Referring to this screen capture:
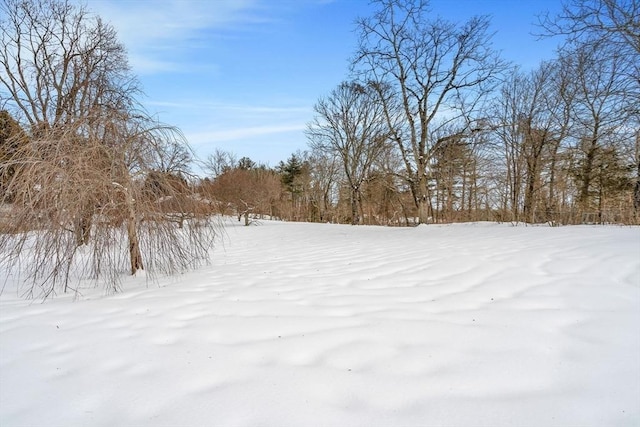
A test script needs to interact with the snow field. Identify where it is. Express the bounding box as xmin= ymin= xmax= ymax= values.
xmin=1 ymin=220 xmax=639 ymax=426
